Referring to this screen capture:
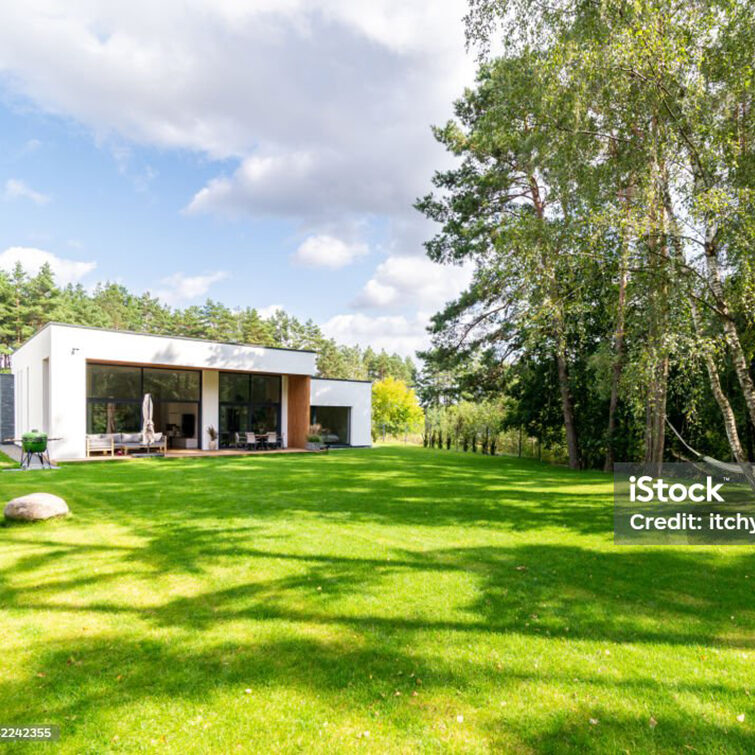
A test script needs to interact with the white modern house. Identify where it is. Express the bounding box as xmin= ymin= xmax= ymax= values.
xmin=12 ymin=323 xmax=372 ymax=460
